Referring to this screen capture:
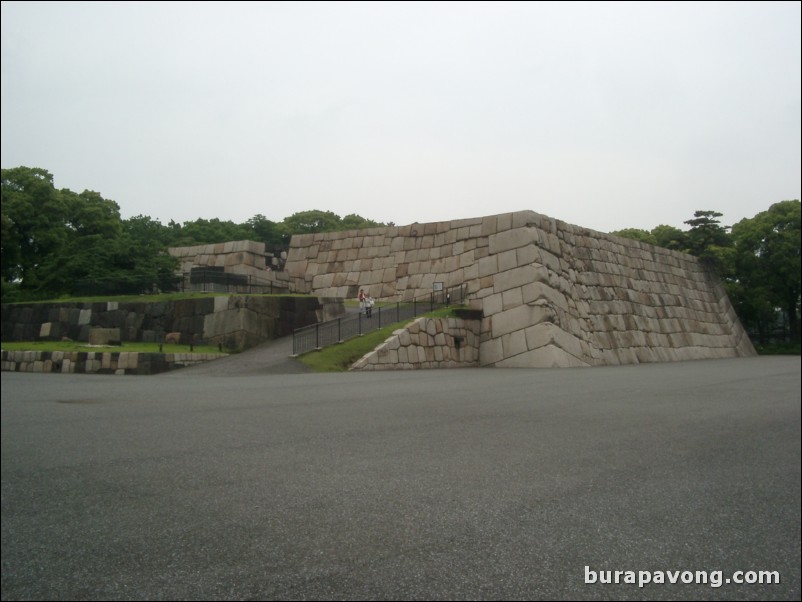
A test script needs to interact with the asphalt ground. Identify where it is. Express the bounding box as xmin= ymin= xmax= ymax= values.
xmin=1 ymin=356 xmax=799 ymax=600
